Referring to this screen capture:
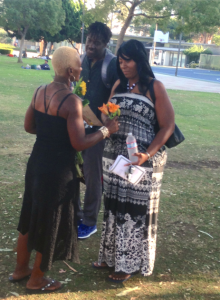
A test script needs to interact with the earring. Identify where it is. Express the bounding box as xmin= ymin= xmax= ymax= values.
xmin=70 ymin=75 xmax=75 ymax=82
